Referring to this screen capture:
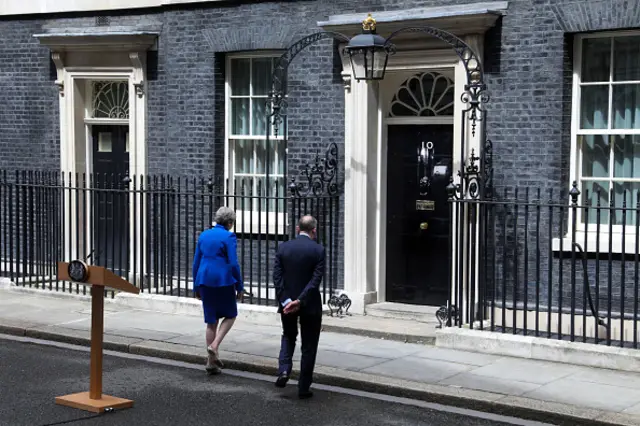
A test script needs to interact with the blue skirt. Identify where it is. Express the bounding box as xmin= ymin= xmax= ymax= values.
xmin=199 ymin=285 xmax=238 ymax=324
